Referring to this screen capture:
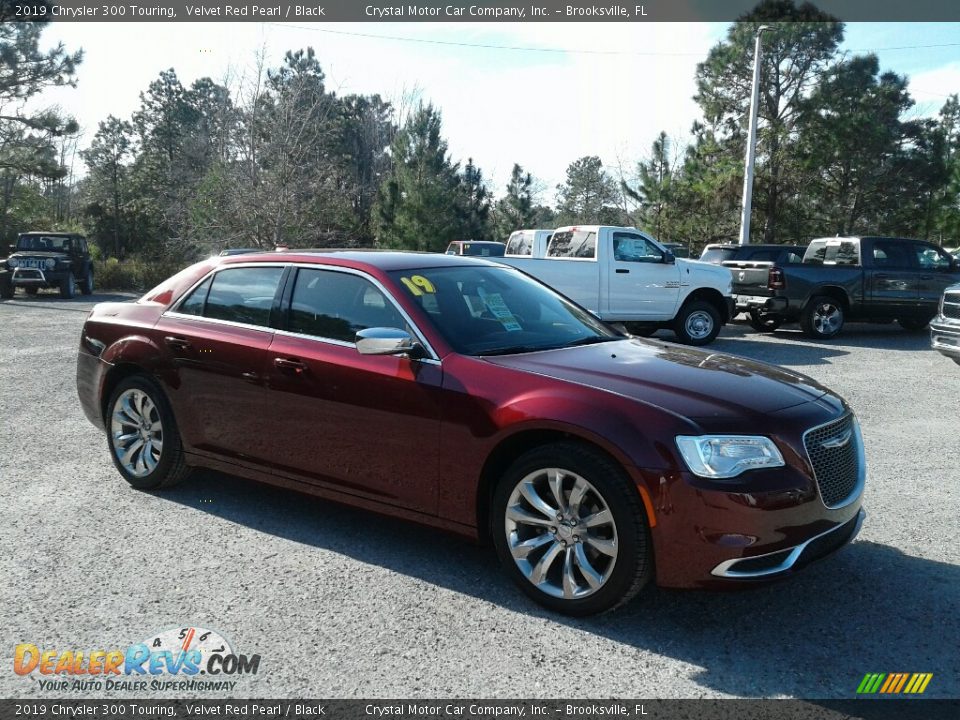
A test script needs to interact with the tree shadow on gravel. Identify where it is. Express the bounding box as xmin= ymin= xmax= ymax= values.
xmin=163 ymin=470 xmax=959 ymax=699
